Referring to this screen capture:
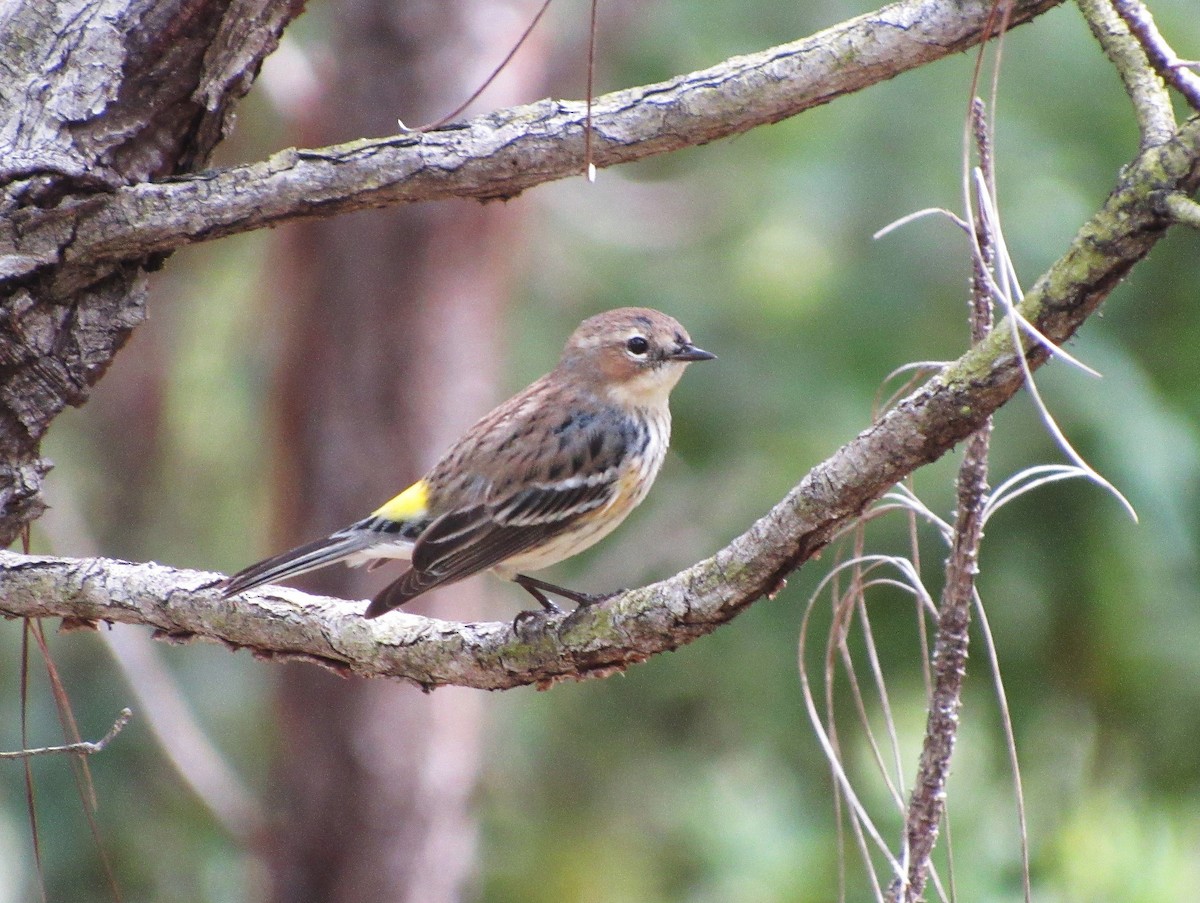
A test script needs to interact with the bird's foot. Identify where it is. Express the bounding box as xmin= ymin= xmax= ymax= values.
xmin=510 ymin=575 xmax=627 ymax=630
xmin=512 ymin=607 xmax=555 ymax=632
